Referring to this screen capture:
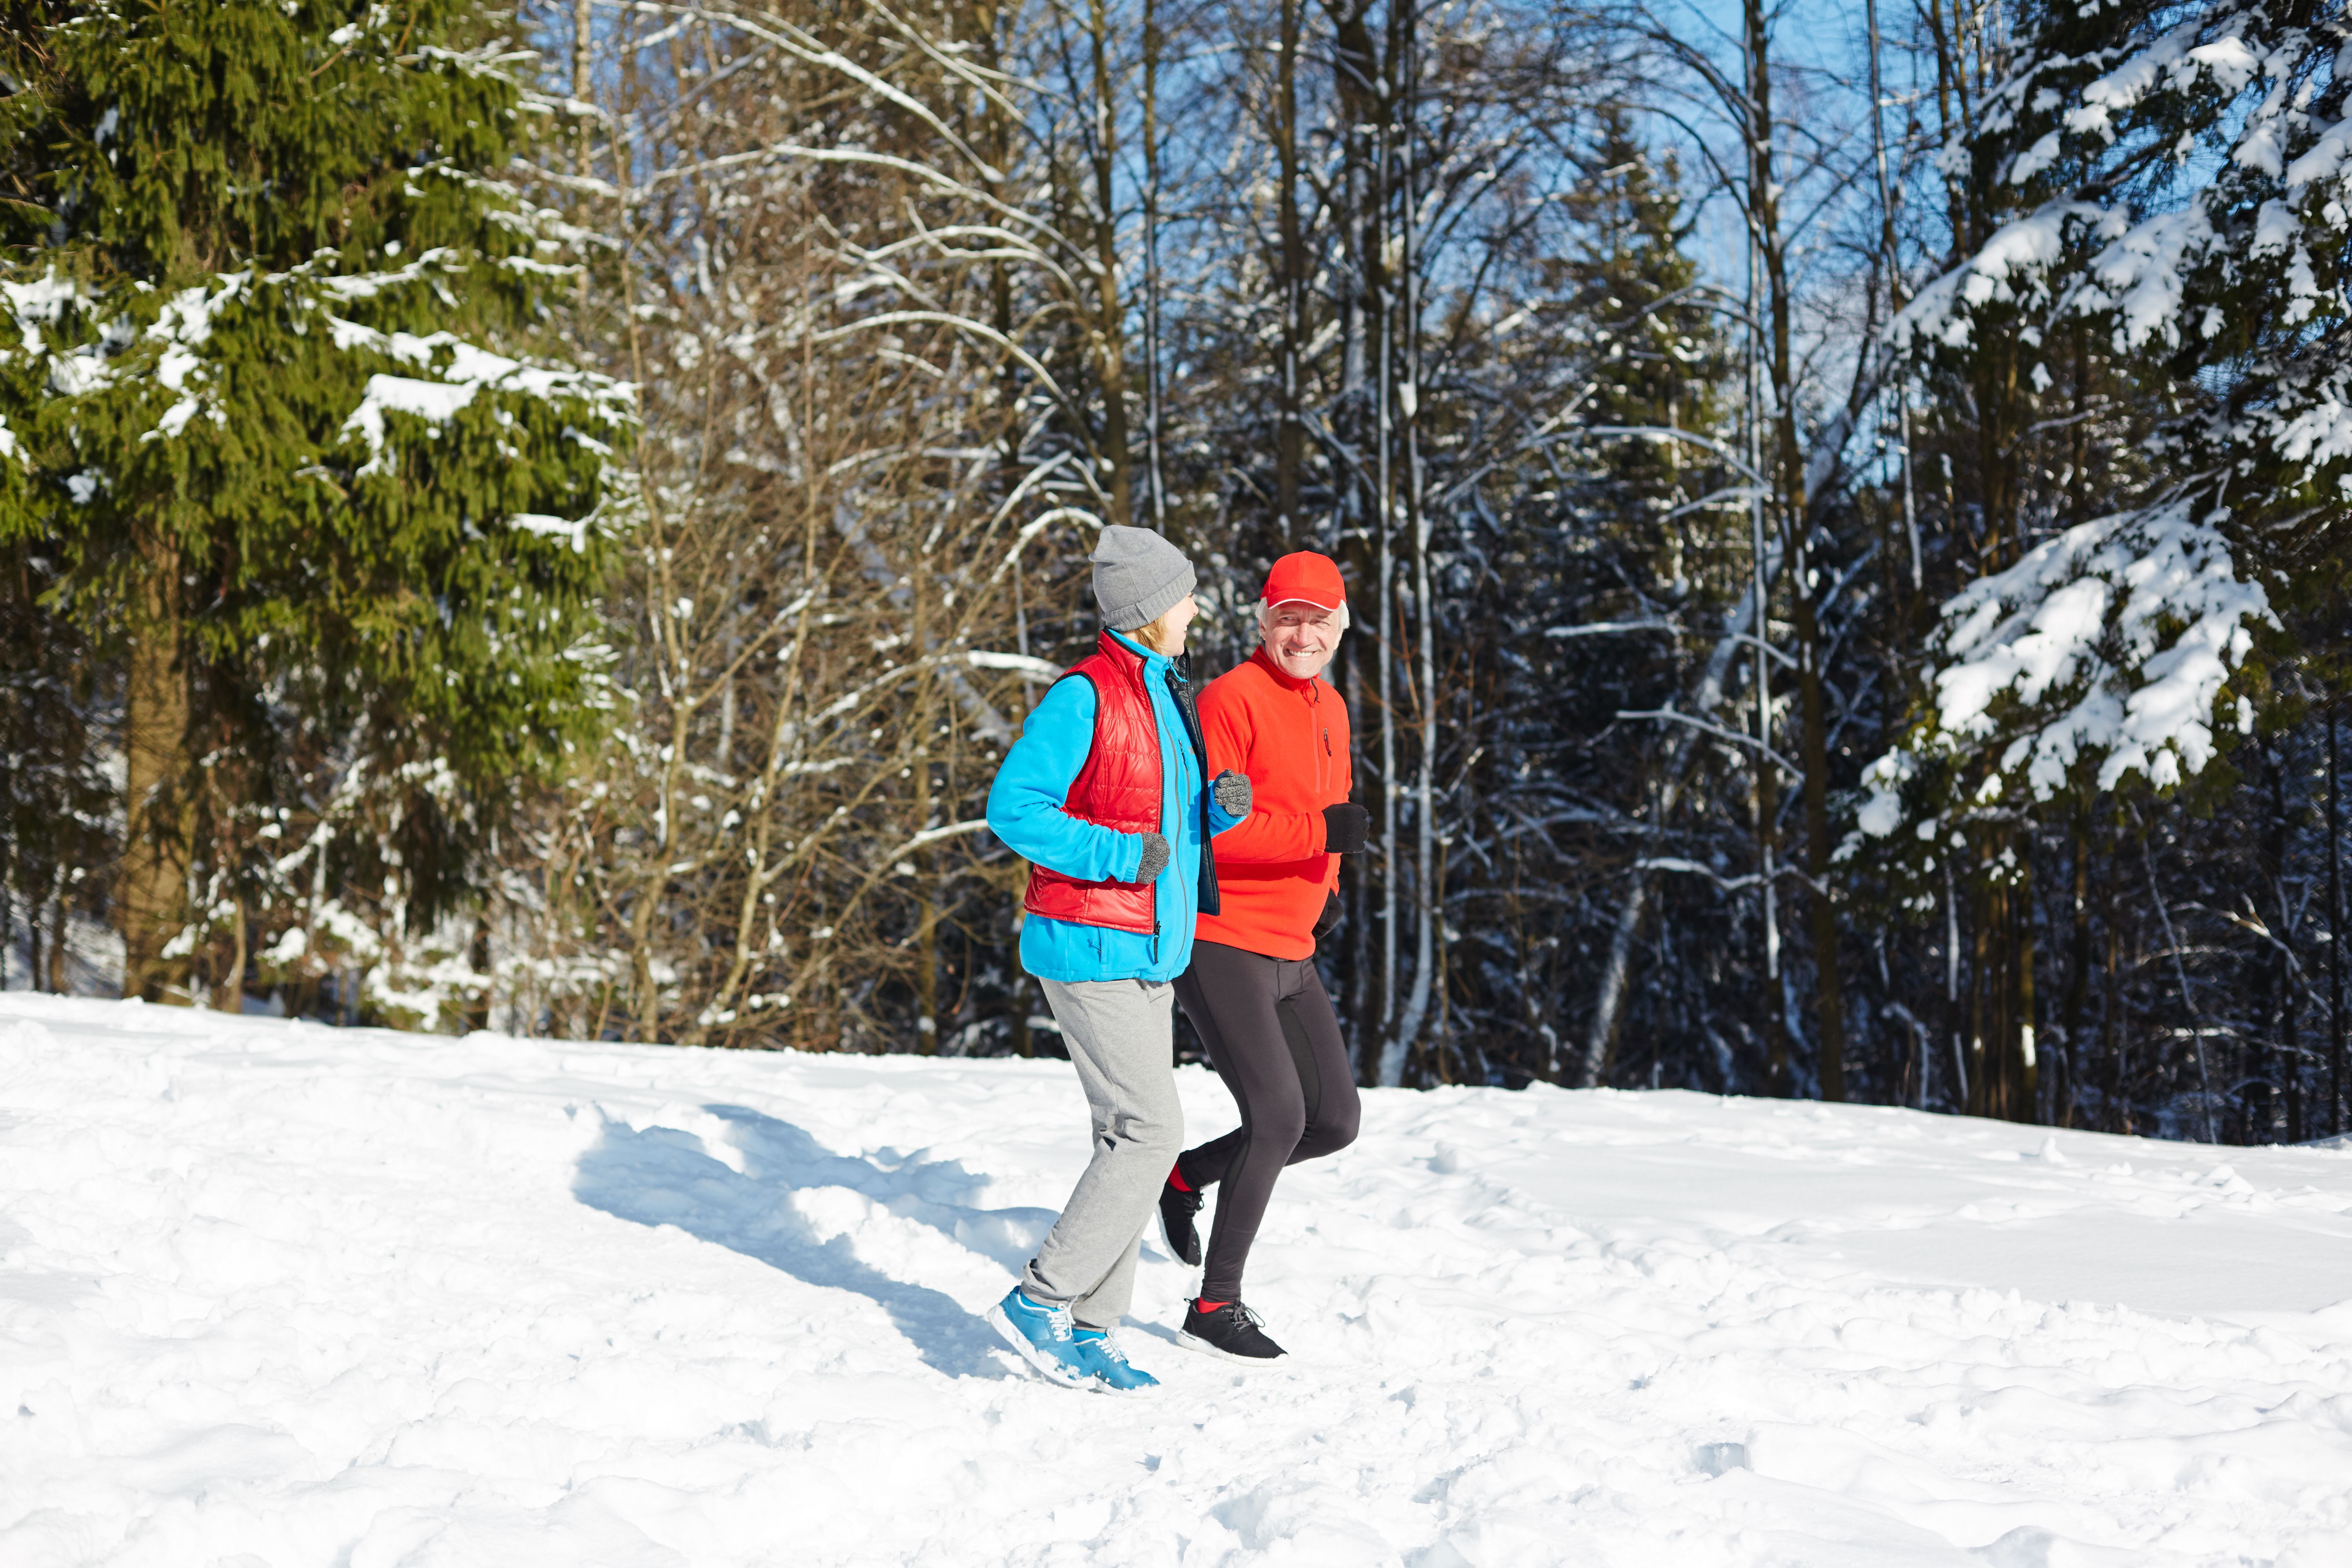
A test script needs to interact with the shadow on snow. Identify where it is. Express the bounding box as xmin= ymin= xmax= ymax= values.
xmin=573 ymin=1101 xmax=1055 ymax=1379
